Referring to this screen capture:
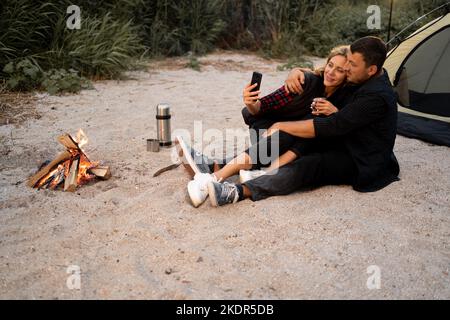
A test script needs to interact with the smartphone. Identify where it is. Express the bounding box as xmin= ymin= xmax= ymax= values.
xmin=250 ymin=71 xmax=262 ymax=92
